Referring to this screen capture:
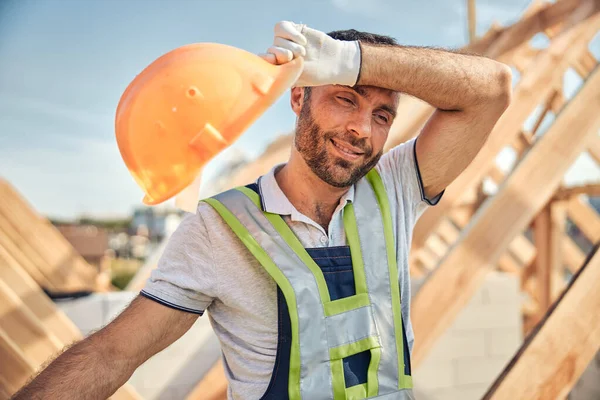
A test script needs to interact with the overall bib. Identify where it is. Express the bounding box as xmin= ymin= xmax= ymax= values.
xmin=204 ymin=169 xmax=414 ymax=400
